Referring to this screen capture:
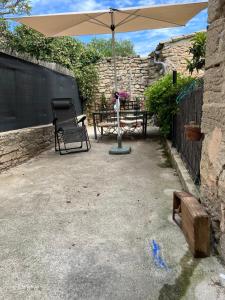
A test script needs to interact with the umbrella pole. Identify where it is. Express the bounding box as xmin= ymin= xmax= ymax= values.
xmin=112 ymin=27 xmax=121 ymax=149
xmin=109 ymin=9 xmax=131 ymax=155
